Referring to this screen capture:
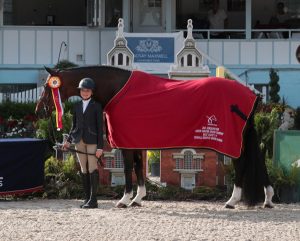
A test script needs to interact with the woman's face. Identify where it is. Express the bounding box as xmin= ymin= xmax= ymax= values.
xmin=80 ymin=88 xmax=93 ymax=100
